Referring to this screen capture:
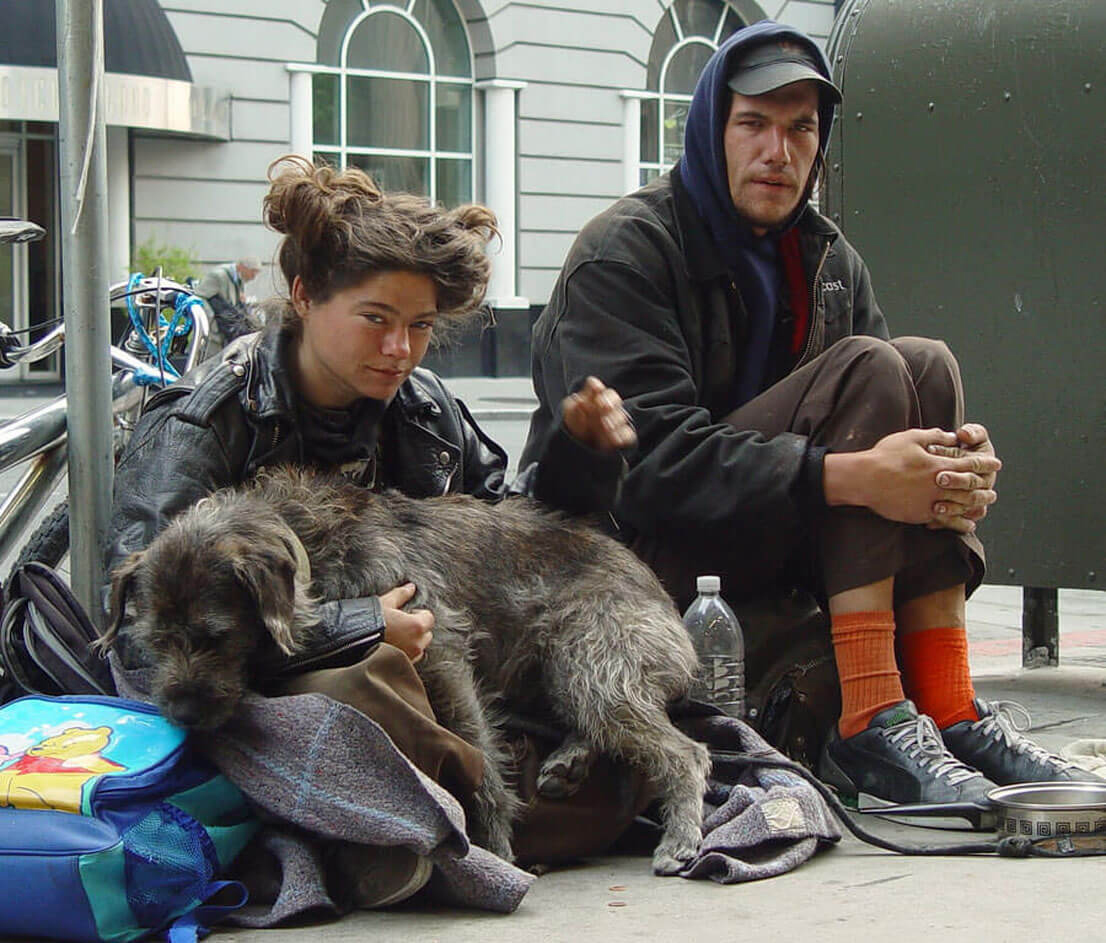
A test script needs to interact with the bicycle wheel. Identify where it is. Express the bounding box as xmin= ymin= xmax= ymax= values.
xmin=9 ymin=499 xmax=70 ymax=581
